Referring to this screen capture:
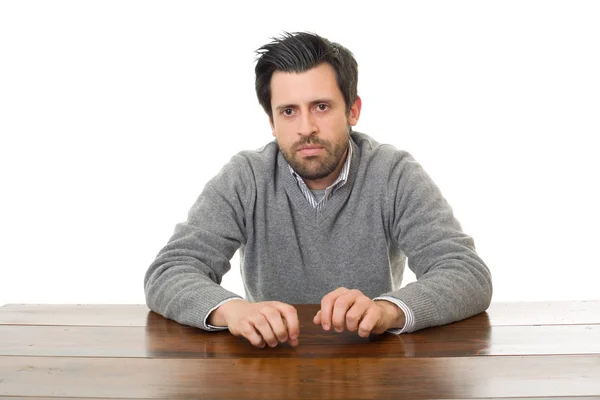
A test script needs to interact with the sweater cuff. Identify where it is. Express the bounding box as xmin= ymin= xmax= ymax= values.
xmin=383 ymin=283 xmax=440 ymax=332
xmin=374 ymin=296 xmax=415 ymax=334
